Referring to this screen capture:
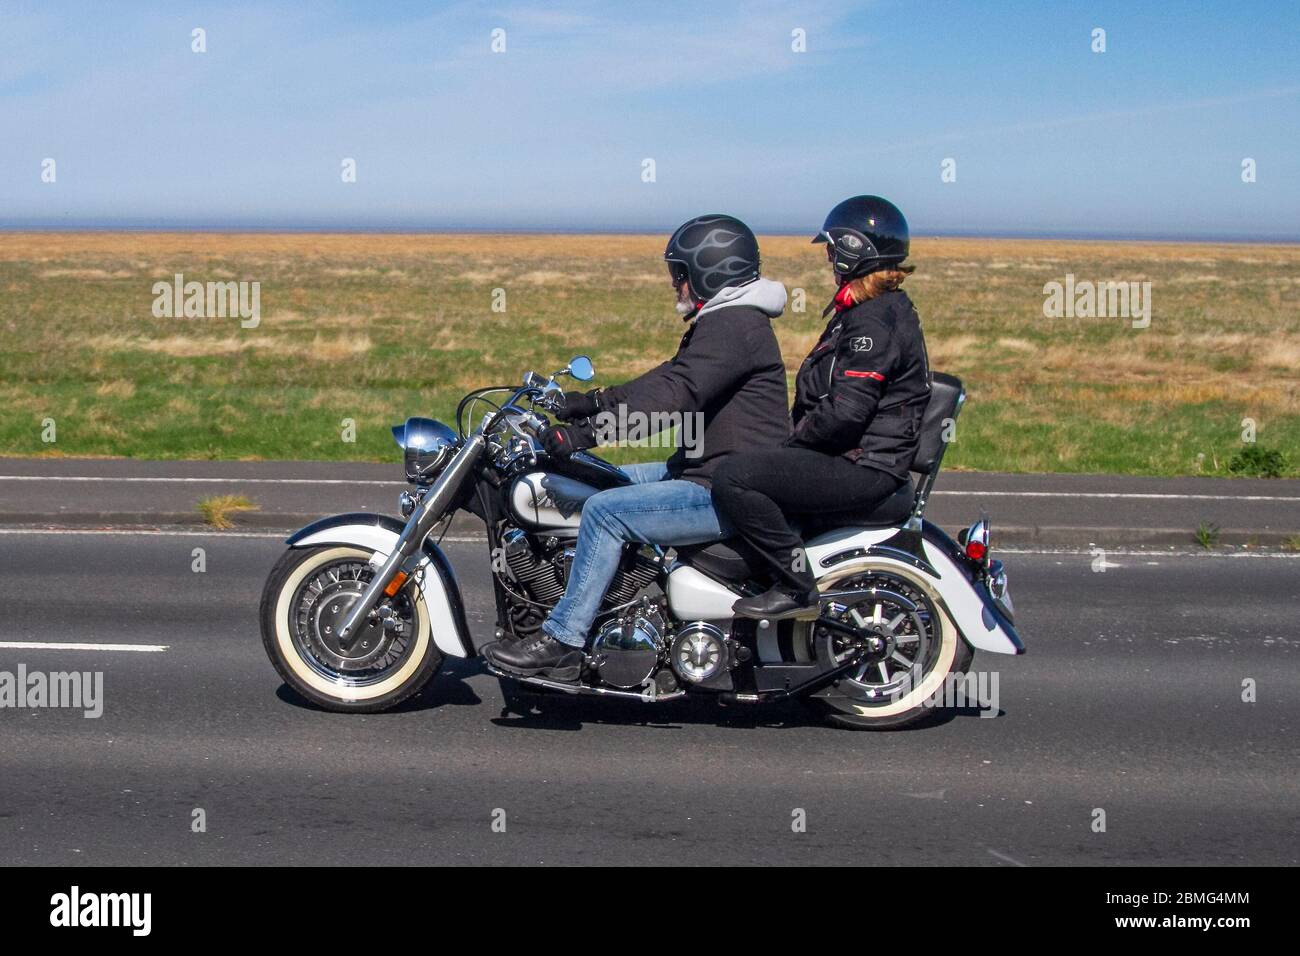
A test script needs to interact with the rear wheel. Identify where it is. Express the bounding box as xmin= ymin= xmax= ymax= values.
xmin=259 ymin=545 xmax=443 ymax=712
xmin=805 ymin=567 xmax=973 ymax=730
